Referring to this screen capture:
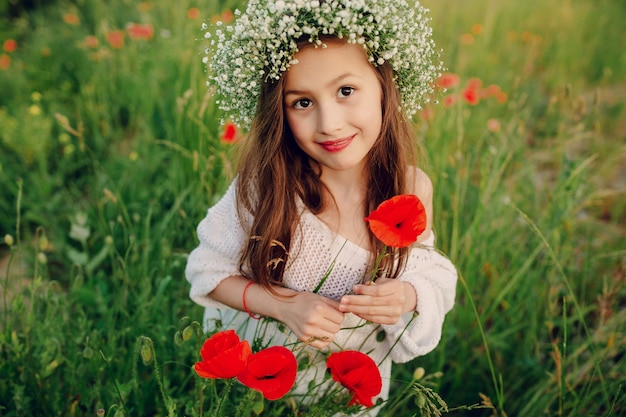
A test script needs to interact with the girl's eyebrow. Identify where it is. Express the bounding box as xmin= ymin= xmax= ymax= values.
xmin=284 ymin=72 xmax=359 ymax=97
